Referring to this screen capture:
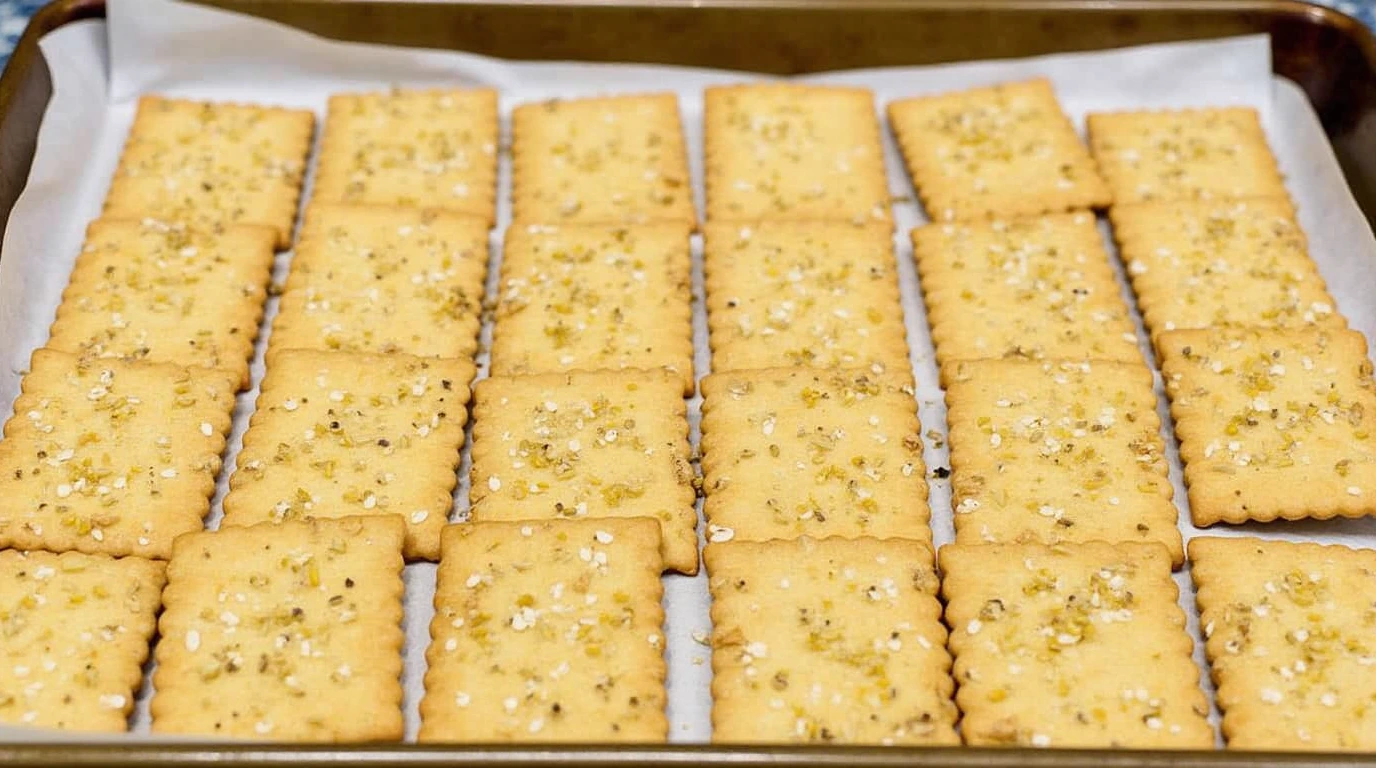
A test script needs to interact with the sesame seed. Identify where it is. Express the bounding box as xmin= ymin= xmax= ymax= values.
xmin=99 ymin=694 xmax=126 ymax=709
